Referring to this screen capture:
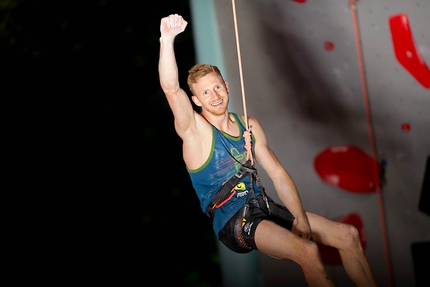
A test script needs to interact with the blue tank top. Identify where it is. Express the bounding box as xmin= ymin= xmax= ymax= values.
xmin=187 ymin=113 xmax=261 ymax=238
